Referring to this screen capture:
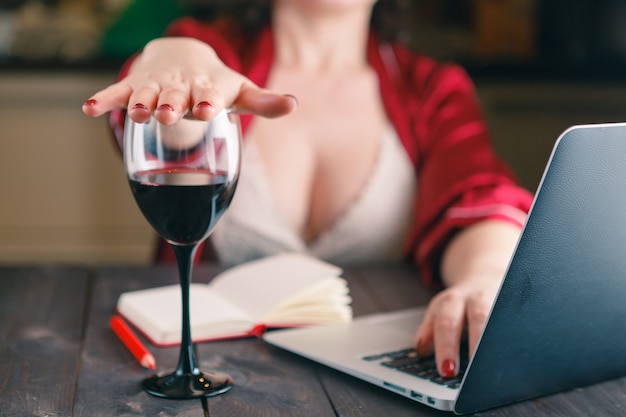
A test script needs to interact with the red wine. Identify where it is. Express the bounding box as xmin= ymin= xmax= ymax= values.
xmin=129 ymin=168 xmax=237 ymax=245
